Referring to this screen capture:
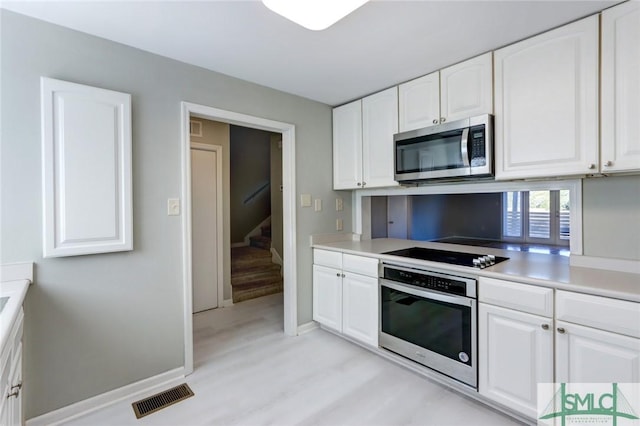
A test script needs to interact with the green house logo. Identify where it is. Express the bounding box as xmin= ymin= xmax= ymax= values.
xmin=539 ymin=383 xmax=639 ymax=425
